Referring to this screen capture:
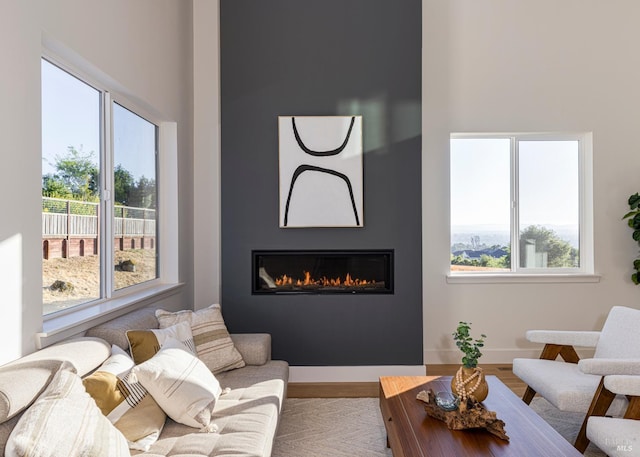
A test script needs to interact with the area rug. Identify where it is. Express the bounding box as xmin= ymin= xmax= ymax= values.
xmin=272 ymin=397 xmax=608 ymax=457
xmin=272 ymin=398 xmax=392 ymax=457
xmin=530 ymin=397 xmax=606 ymax=457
